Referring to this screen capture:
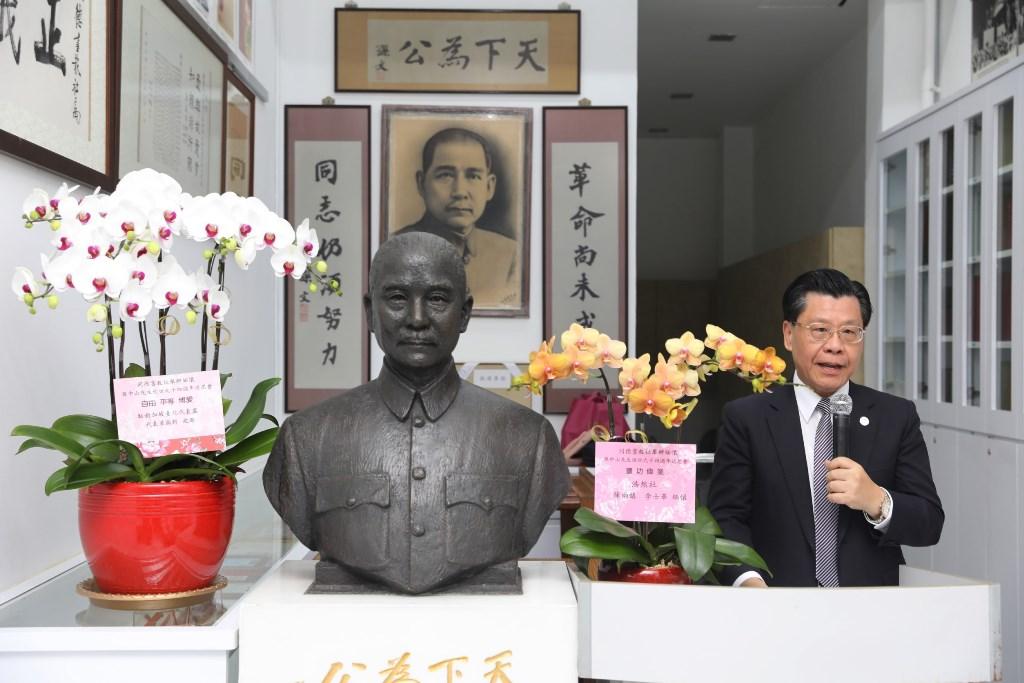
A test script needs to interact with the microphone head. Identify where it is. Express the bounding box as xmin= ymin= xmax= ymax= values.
xmin=830 ymin=393 xmax=853 ymax=416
